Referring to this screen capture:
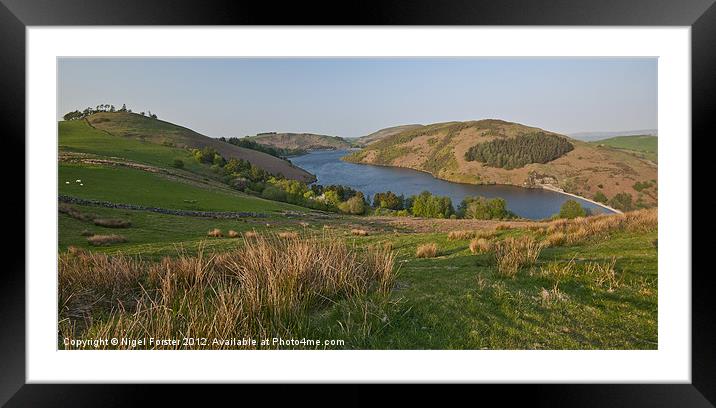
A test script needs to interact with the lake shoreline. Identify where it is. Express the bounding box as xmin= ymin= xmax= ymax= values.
xmin=340 ymin=154 xmax=620 ymax=215
xmin=292 ymin=150 xmax=616 ymax=219
xmin=540 ymin=185 xmax=623 ymax=214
